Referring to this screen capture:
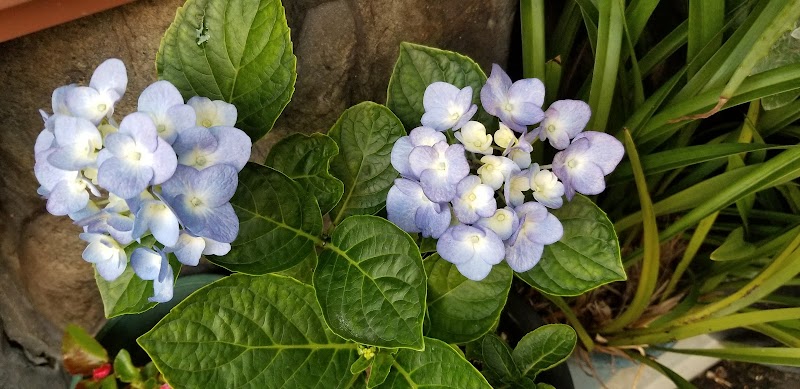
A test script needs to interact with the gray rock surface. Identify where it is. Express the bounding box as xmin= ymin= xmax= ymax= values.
xmin=0 ymin=0 xmax=515 ymax=386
